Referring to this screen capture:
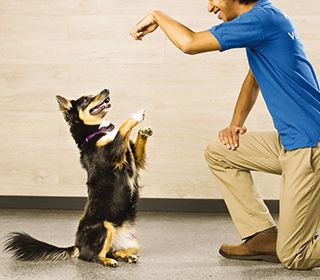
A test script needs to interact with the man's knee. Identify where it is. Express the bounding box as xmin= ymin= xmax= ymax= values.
xmin=276 ymin=245 xmax=296 ymax=269
xmin=204 ymin=138 xmax=225 ymax=165
xmin=277 ymin=241 xmax=313 ymax=270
